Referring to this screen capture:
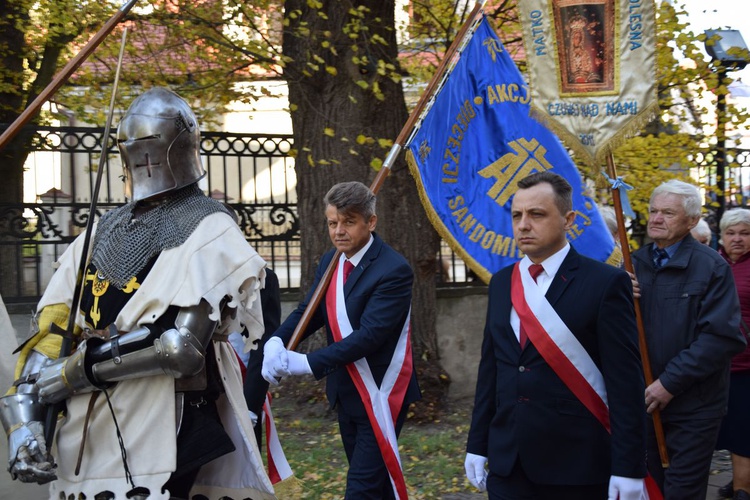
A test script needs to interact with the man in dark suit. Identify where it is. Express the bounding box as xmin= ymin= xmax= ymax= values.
xmin=465 ymin=171 xmax=646 ymax=499
xmin=261 ymin=181 xmax=420 ymax=499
